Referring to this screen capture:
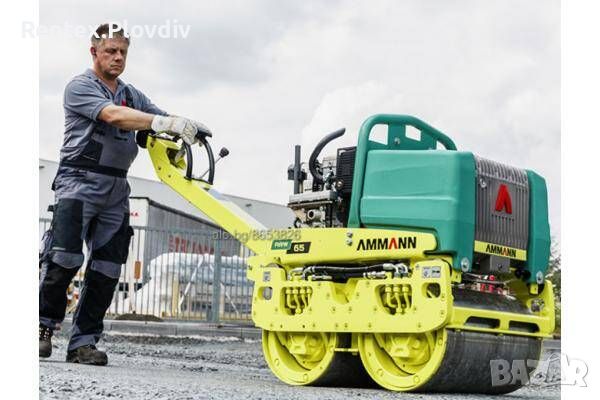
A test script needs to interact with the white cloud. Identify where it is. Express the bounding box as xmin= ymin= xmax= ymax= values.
xmin=299 ymin=81 xmax=405 ymax=152
xmin=39 ymin=0 xmax=560 ymax=239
